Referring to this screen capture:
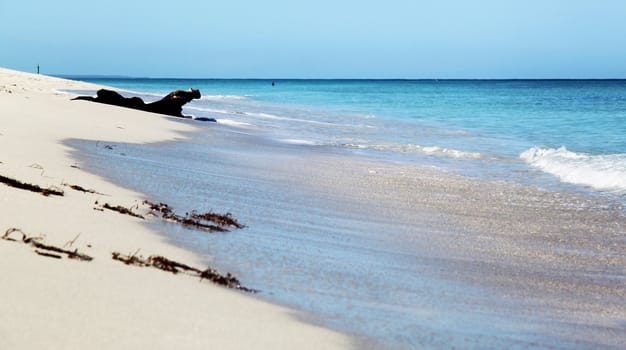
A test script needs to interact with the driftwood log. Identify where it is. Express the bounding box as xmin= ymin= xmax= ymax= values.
xmin=72 ymin=88 xmax=212 ymax=120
